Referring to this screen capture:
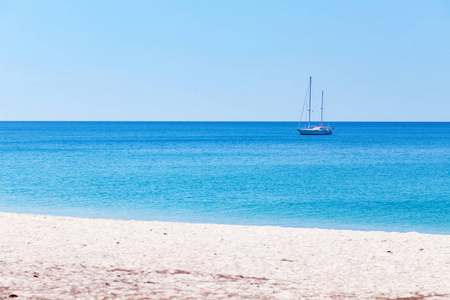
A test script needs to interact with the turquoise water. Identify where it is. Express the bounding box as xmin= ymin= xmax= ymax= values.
xmin=0 ymin=122 xmax=448 ymax=234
